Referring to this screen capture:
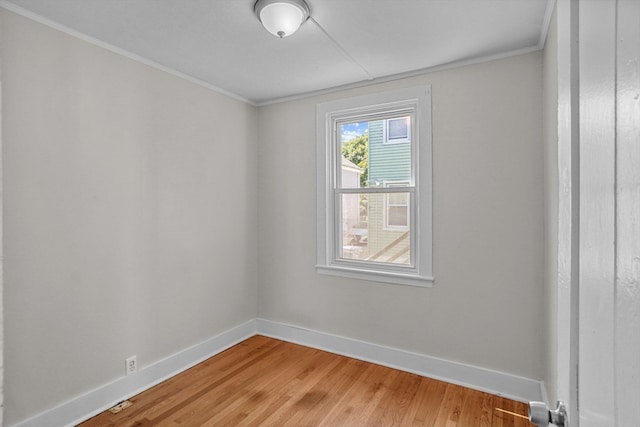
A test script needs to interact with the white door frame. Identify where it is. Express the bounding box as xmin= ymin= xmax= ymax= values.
xmin=556 ymin=0 xmax=579 ymax=424
xmin=0 ymin=72 xmax=4 ymax=426
xmin=578 ymin=0 xmax=640 ymax=425
xmin=556 ymin=1 xmax=640 ymax=425
xmin=0 ymin=69 xmax=4 ymax=425
xmin=578 ymin=1 xmax=616 ymax=424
